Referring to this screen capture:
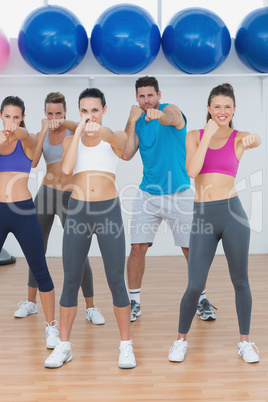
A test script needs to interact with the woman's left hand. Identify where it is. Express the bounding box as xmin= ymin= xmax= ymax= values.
xmin=85 ymin=121 xmax=101 ymax=137
xmin=242 ymin=134 xmax=257 ymax=150
xmin=3 ymin=122 xmax=18 ymax=135
xmin=48 ymin=118 xmax=64 ymax=130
